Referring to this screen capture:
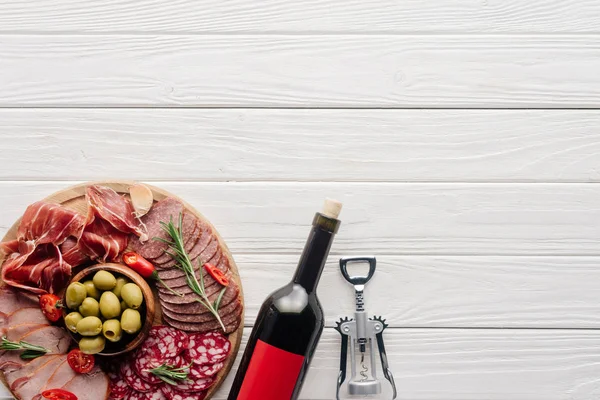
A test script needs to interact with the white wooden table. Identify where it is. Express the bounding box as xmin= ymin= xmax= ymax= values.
xmin=2 ymin=1 xmax=600 ymax=399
